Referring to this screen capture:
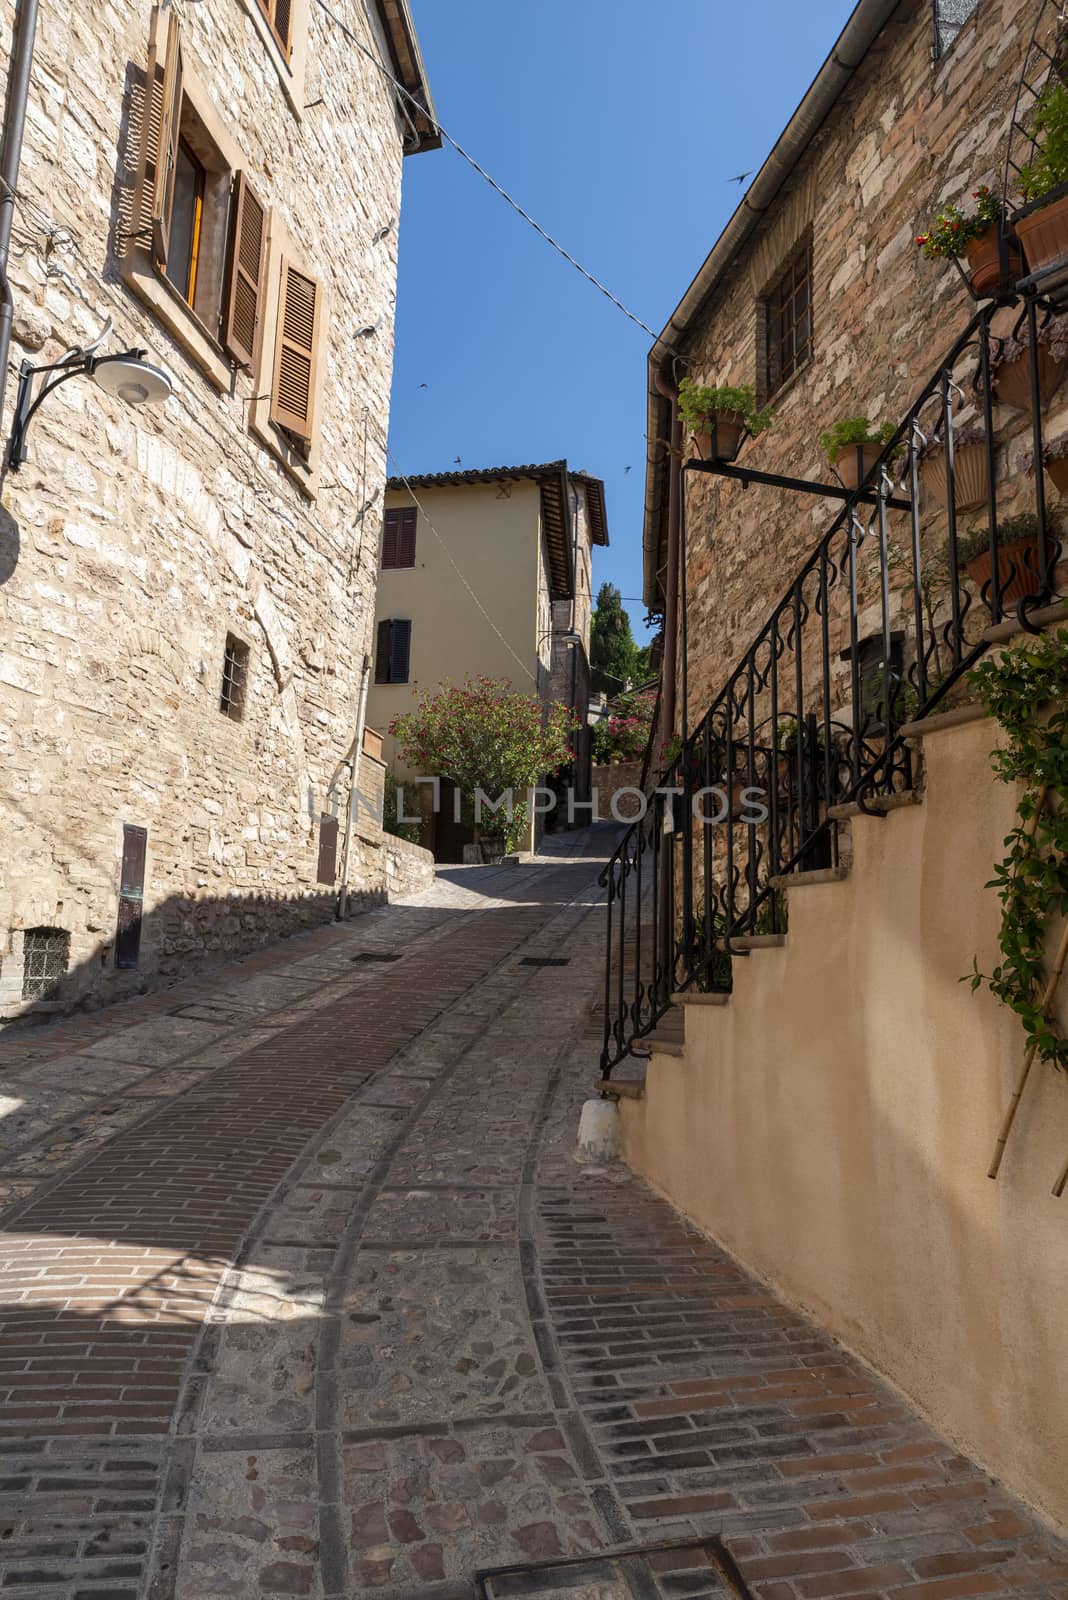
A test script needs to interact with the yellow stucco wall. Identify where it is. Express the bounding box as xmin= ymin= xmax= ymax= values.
xmin=620 ymin=715 xmax=1068 ymax=1531
xmin=367 ymin=480 xmax=554 ymax=849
